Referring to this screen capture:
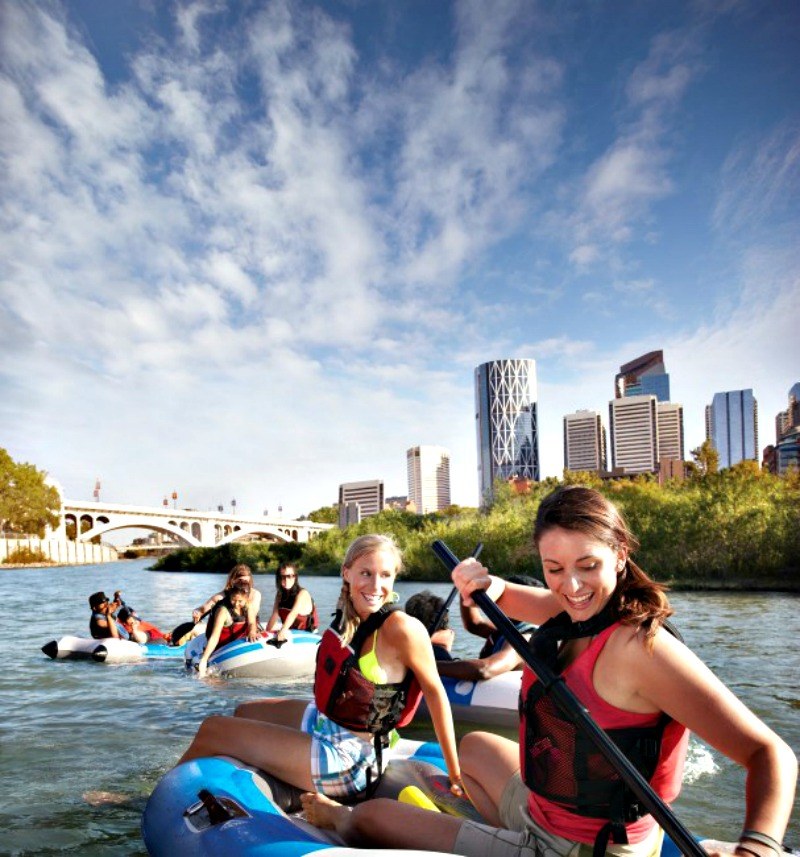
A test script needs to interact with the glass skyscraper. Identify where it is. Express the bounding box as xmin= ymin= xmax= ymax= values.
xmin=708 ymin=389 xmax=758 ymax=468
xmin=475 ymin=359 xmax=539 ymax=503
xmin=615 ymin=351 xmax=671 ymax=402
